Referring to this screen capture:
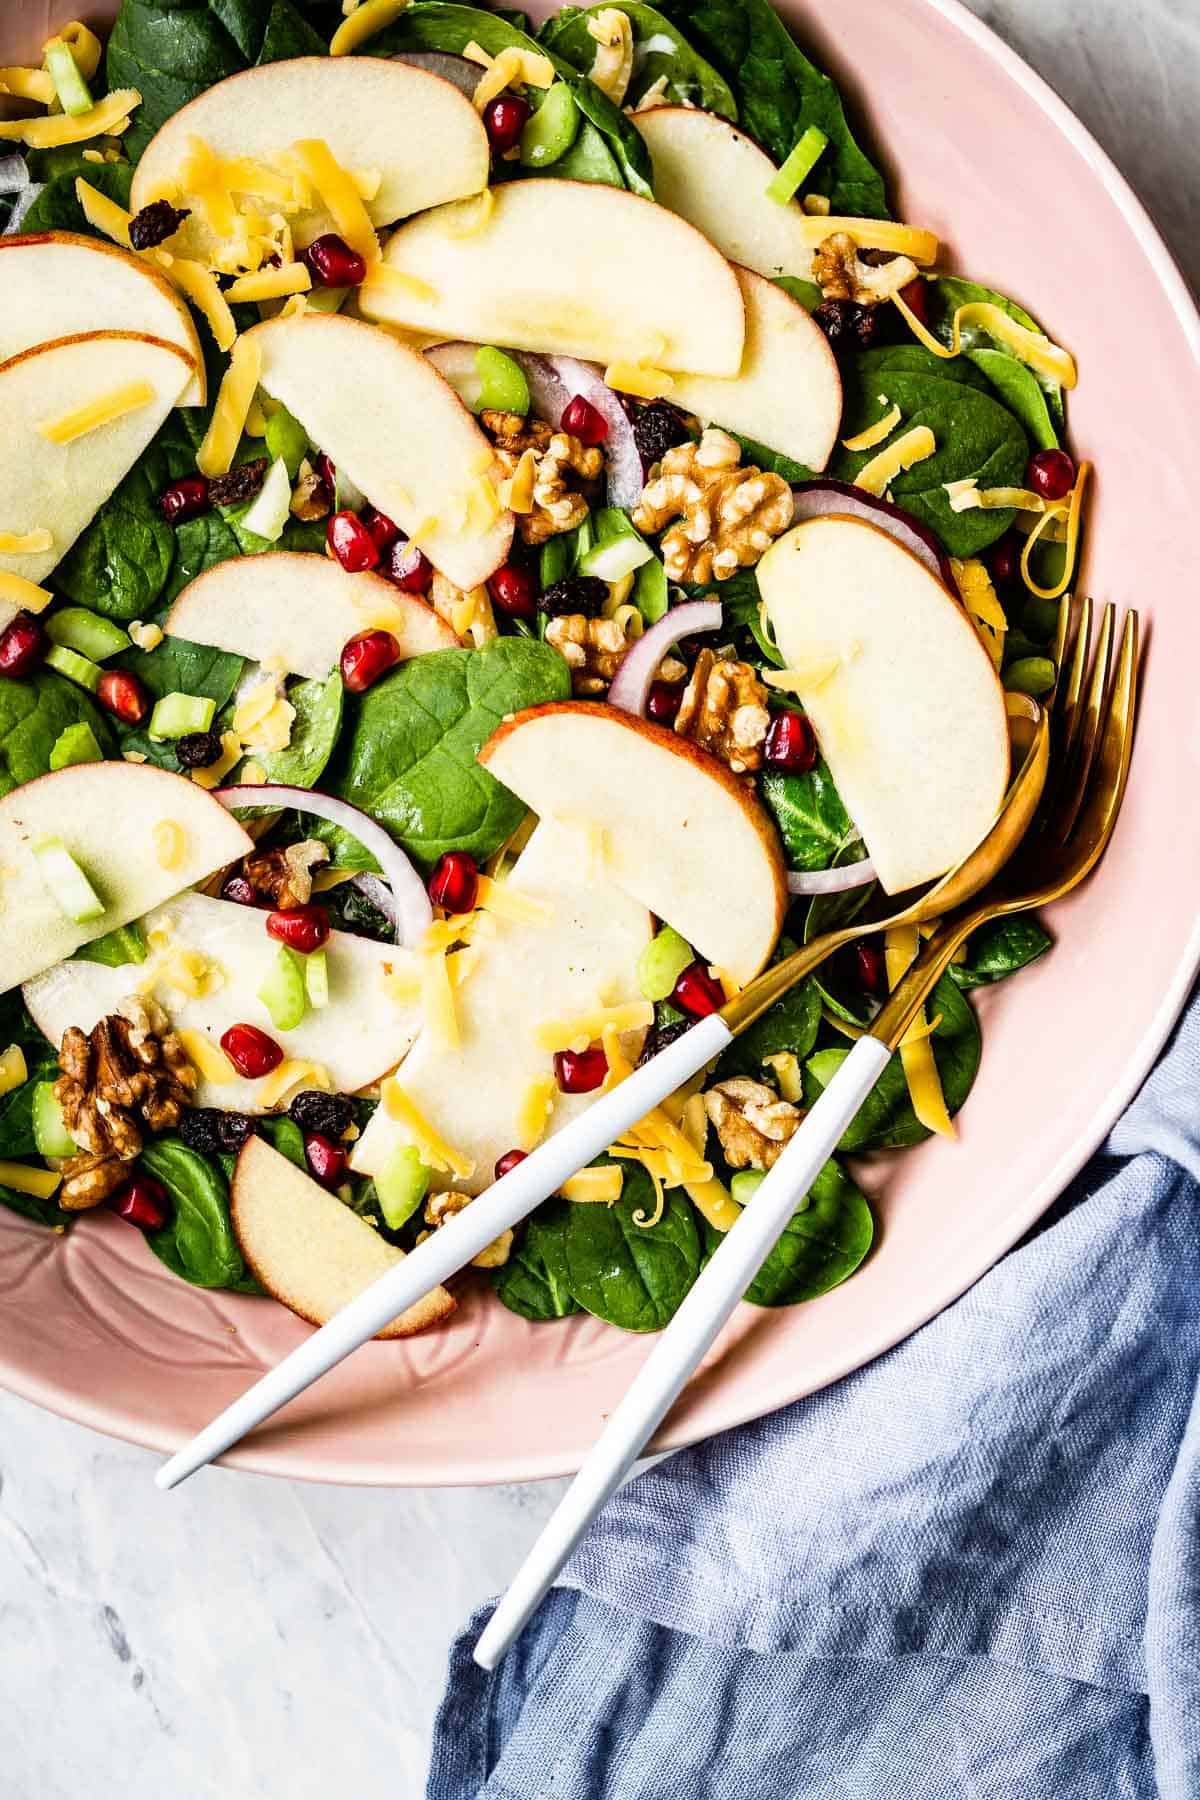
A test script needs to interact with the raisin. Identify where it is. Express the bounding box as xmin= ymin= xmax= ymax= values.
xmin=178 ymin=1107 xmax=256 ymax=1154
xmin=637 ymin=1016 xmax=692 ymax=1064
xmin=221 ymin=872 xmax=258 ymax=907
xmin=208 ymin=459 xmax=269 ymax=508
xmin=175 ymin=729 xmax=224 ymax=769
xmin=813 ymin=299 xmax=884 ymax=355
xmin=288 ymin=1090 xmax=354 ymax=1139
xmin=632 ymin=401 xmax=691 ymax=468
xmin=128 ymin=199 xmax=191 ymax=251
xmin=538 ymin=575 xmax=608 ymax=618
